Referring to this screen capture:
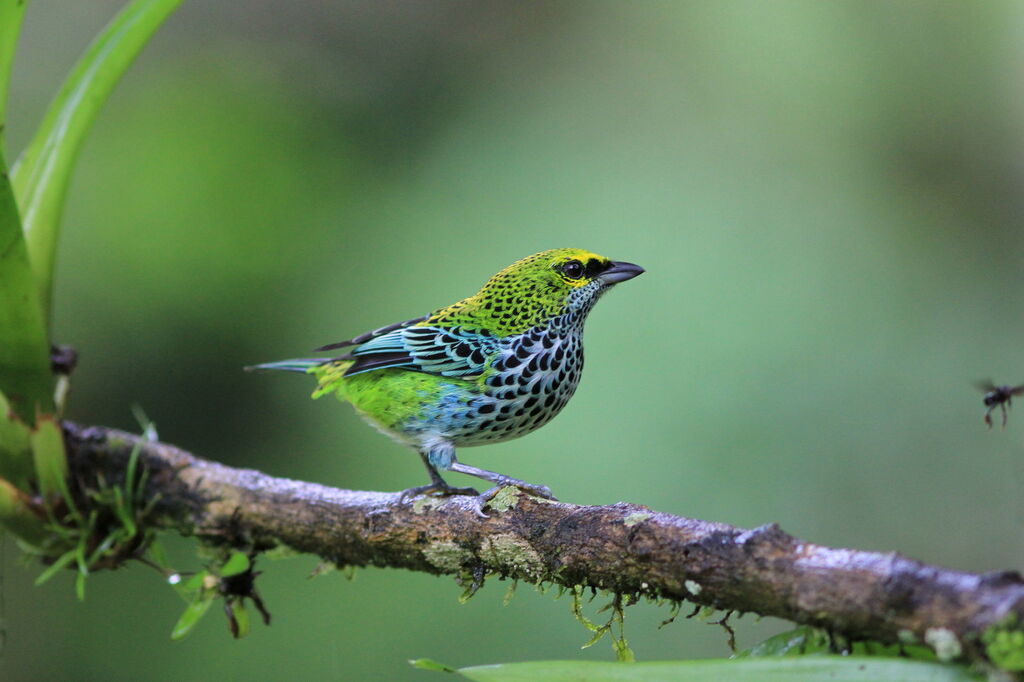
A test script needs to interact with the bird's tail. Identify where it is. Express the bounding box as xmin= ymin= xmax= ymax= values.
xmin=244 ymin=358 xmax=324 ymax=374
